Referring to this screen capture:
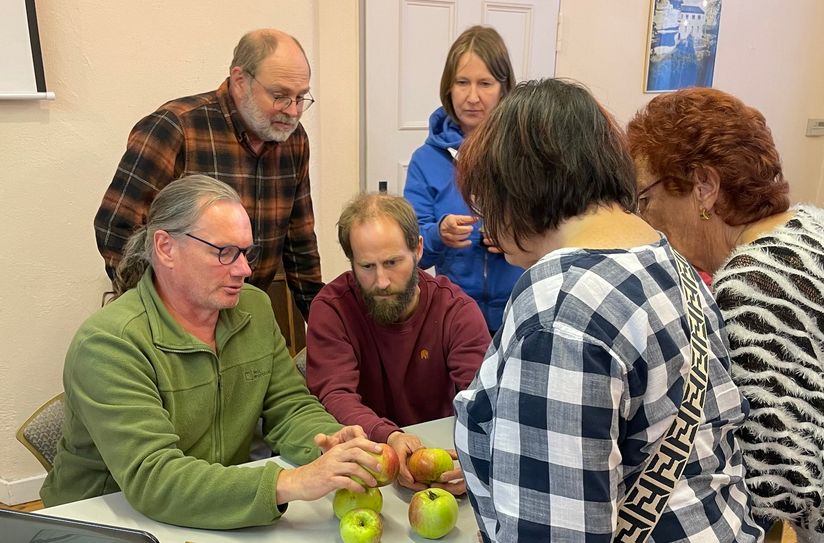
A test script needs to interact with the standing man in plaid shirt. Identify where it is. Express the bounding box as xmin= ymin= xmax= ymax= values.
xmin=94 ymin=28 xmax=322 ymax=318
